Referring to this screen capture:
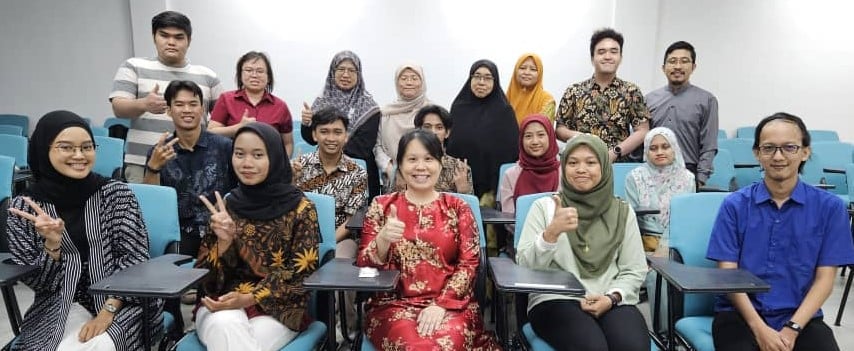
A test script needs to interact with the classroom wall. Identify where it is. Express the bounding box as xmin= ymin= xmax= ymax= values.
xmin=2 ymin=0 xmax=852 ymax=142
